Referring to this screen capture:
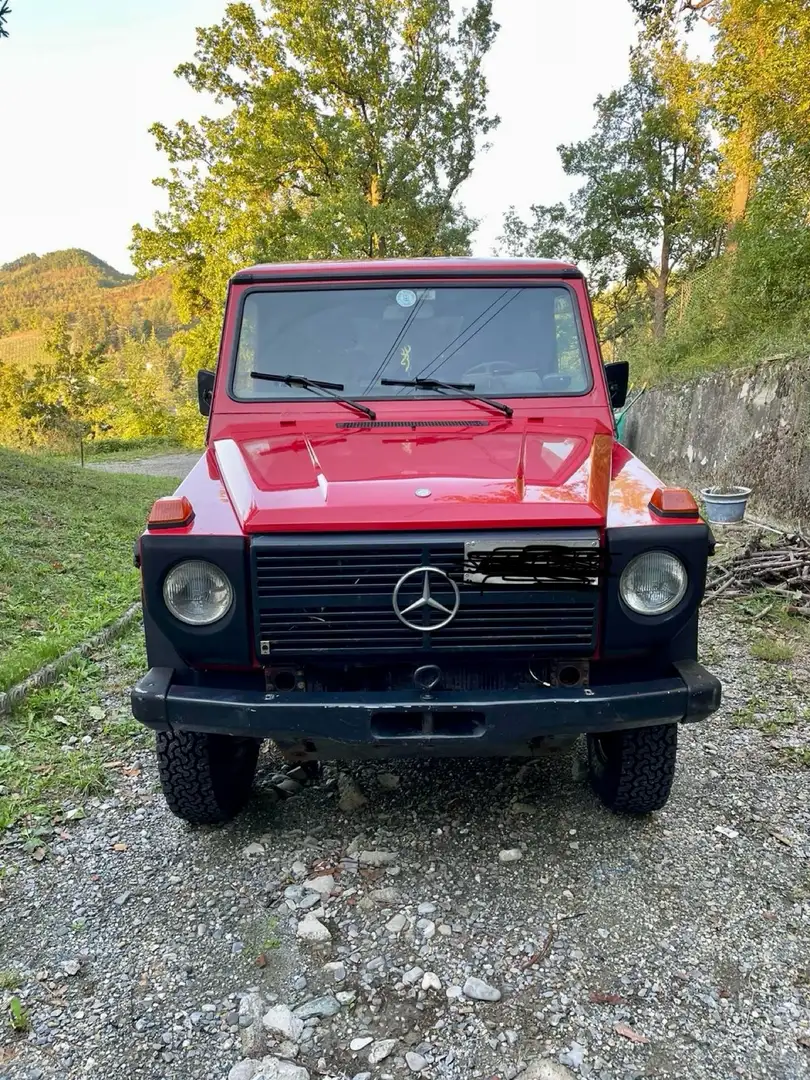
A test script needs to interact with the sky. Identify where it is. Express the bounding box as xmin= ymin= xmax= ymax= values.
xmin=0 ymin=0 xmax=642 ymax=274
